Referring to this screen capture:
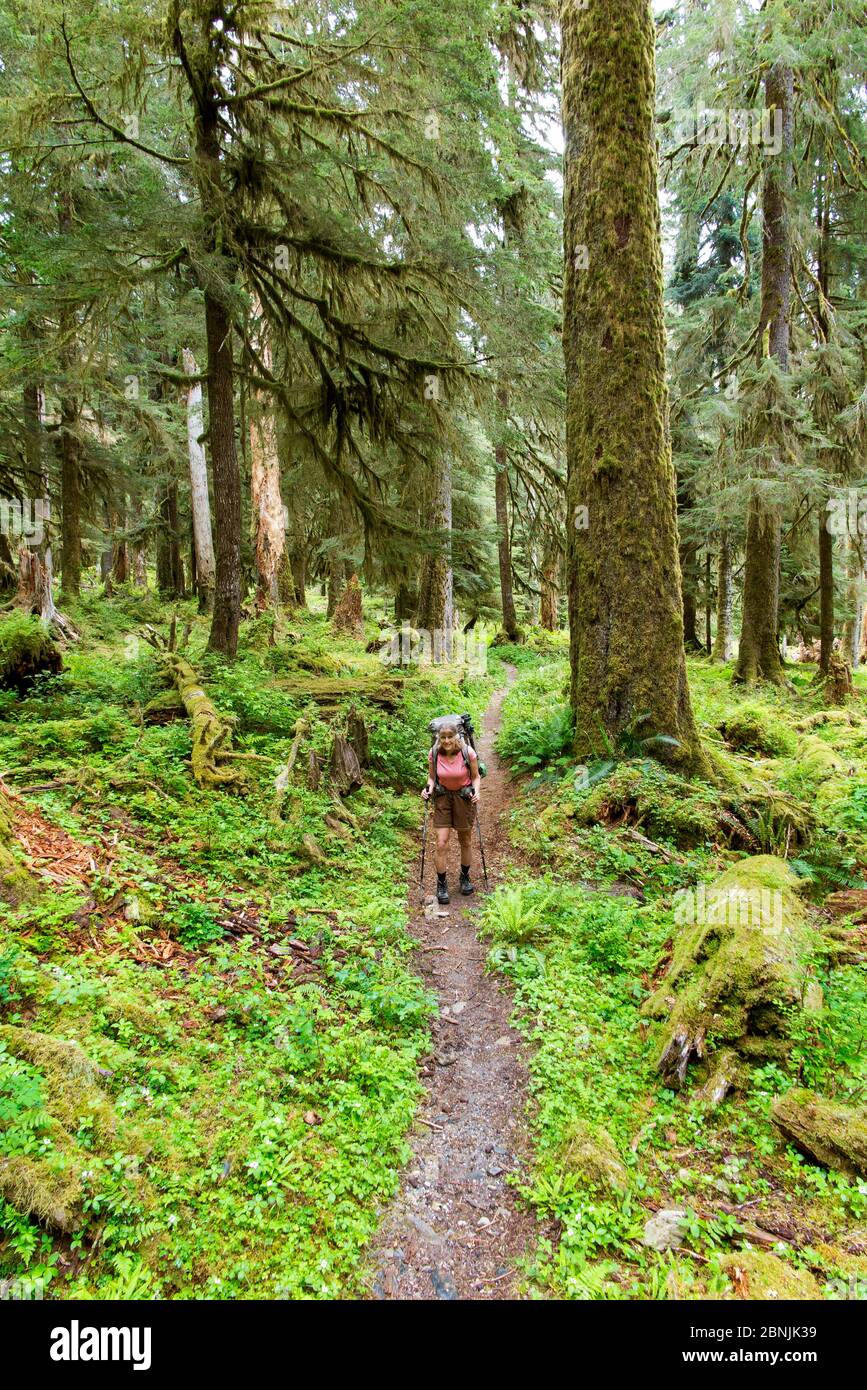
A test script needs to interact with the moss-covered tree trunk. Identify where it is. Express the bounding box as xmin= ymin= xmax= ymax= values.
xmin=58 ymin=187 xmax=82 ymax=601
xmin=733 ymin=63 xmax=793 ymax=686
xmin=415 ymin=452 xmax=454 ymax=657
xmin=560 ymin=0 xmax=705 ymax=771
xmin=711 ymin=532 xmax=733 ymax=662
xmin=539 ymin=535 xmax=559 ymax=630
xmin=184 ymin=6 xmax=242 ymax=659
xmin=818 ymin=512 xmax=834 ymax=675
xmin=156 ymin=481 xmax=185 ymax=598
xmin=495 ymin=403 xmax=519 ymax=642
